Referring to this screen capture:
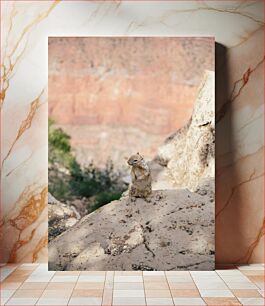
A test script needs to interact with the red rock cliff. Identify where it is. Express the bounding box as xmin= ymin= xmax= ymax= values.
xmin=48 ymin=37 xmax=214 ymax=166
